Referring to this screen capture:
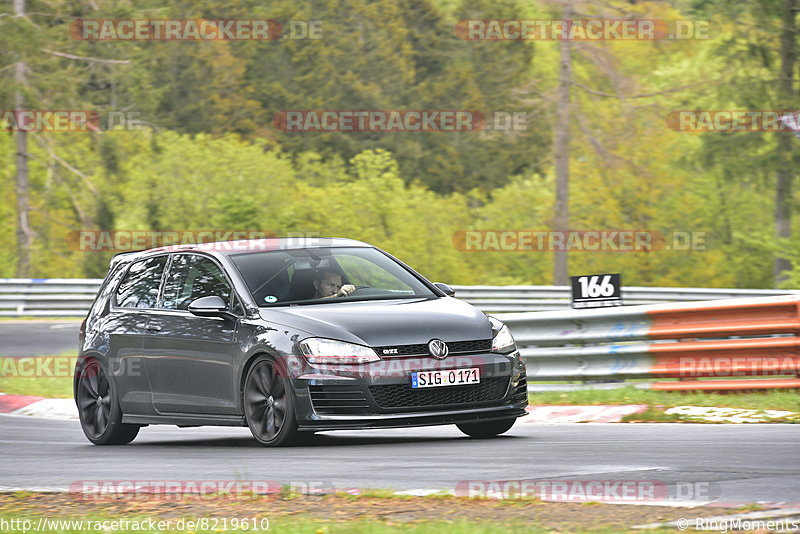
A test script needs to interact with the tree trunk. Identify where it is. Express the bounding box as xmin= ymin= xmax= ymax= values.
xmin=553 ymin=5 xmax=572 ymax=285
xmin=774 ymin=0 xmax=797 ymax=286
xmin=14 ymin=0 xmax=32 ymax=277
